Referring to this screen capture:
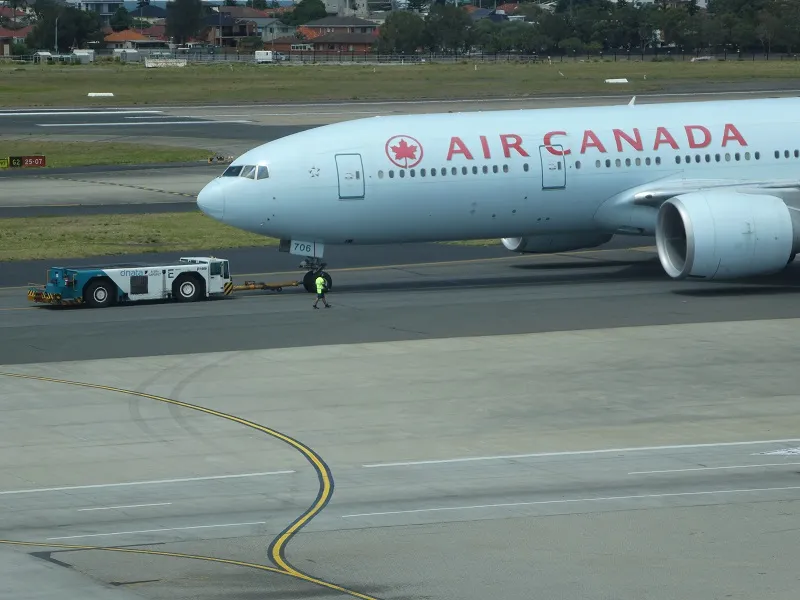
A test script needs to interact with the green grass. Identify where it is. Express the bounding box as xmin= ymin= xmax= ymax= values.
xmin=0 ymin=212 xmax=277 ymax=262
xmin=1 ymin=60 xmax=799 ymax=107
xmin=0 ymin=211 xmax=500 ymax=262
xmin=0 ymin=141 xmax=212 ymax=168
